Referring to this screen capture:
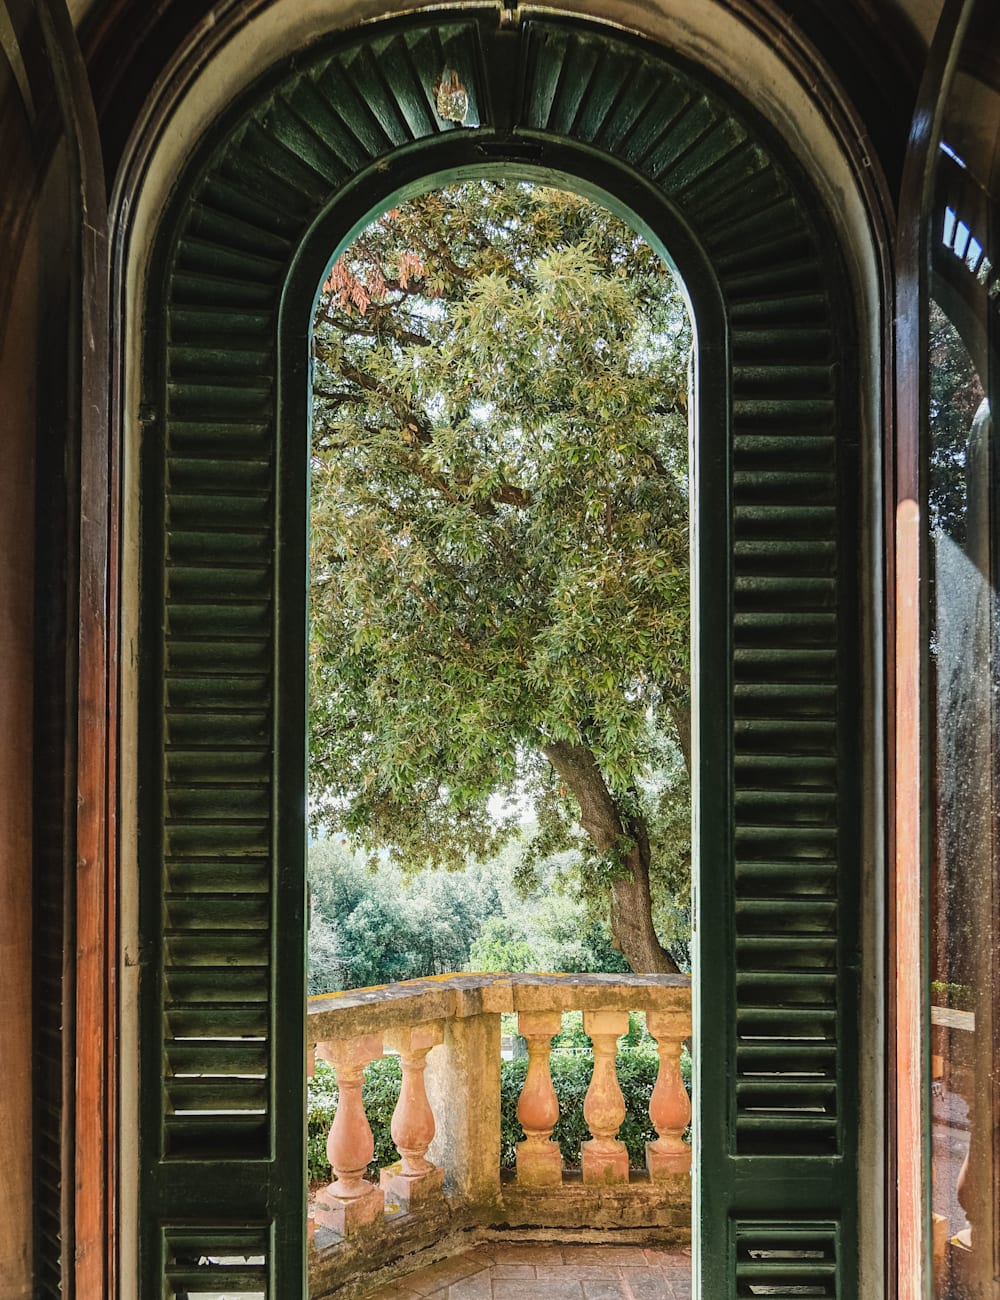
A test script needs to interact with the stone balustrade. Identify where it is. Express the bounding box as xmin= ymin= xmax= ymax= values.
xmin=307 ymin=972 xmax=691 ymax=1298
